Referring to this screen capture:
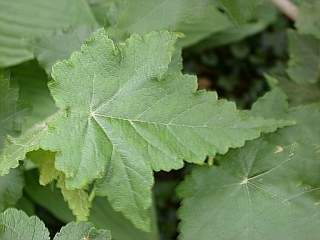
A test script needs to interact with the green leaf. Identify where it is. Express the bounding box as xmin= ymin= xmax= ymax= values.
xmin=44 ymin=29 xmax=289 ymax=230
xmin=0 ymin=71 xmax=29 ymax=175
xmin=24 ymin=170 xmax=75 ymax=222
xmin=178 ymin=90 xmax=320 ymax=240
xmin=0 ymin=169 xmax=24 ymax=212
xmin=104 ymin=0 xmax=232 ymax=47
xmin=187 ymin=0 xmax=277 ymax=50
xmin=34 ymin=26 xmax=95 ymax=74
xmin=251 ymin=88 xmax=289 ymax=119
xmin=14 ymin=197 xmax=35 ymax=216
xmin=28 ymin=150 xmax=59 ymax=186
xmin=265 ymin=72 xmax=320 ymax=107
xmin=11 ymin=62 xmax=57 ymax=129
xmin=0 ymin=118 xmax=49 ymax=176
xmin=0 ymin=208 xmax=49 ymax=240
xmin=0 ymin=208 xmax=111 ymax=240
xmin=90 ymin=198 xmax=158 ymax=240
xmin=87 ymin=0 xmax=120 ymax=27
xmin=0 ymin=71 xmax=20 ymax=146
xmin=296 ymin=0 xmax=320 ymax=39
xmin=57 ymin=176 xmax=91 ymax=222
xmin=0 ymin=0 xmax=97 ymax=67
xmin=287 ymin=30 xmax=320 ymax=84
xmin=193 ymin=22 xmax=267 ymax=51
xmin=217 ymin=0 xmax=264 ymax=25
xmin=53 ymin=222 xmax=111 ymax=240
xmin=0 ymin=62 xmax=56 ymax=176
xmin=24 ymin=170 xmax=157 ymax=240
xmin=28 ymin=151 xmax=91 ymax=221
xmin=0 ymin=29 xmax=290 ymax=231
